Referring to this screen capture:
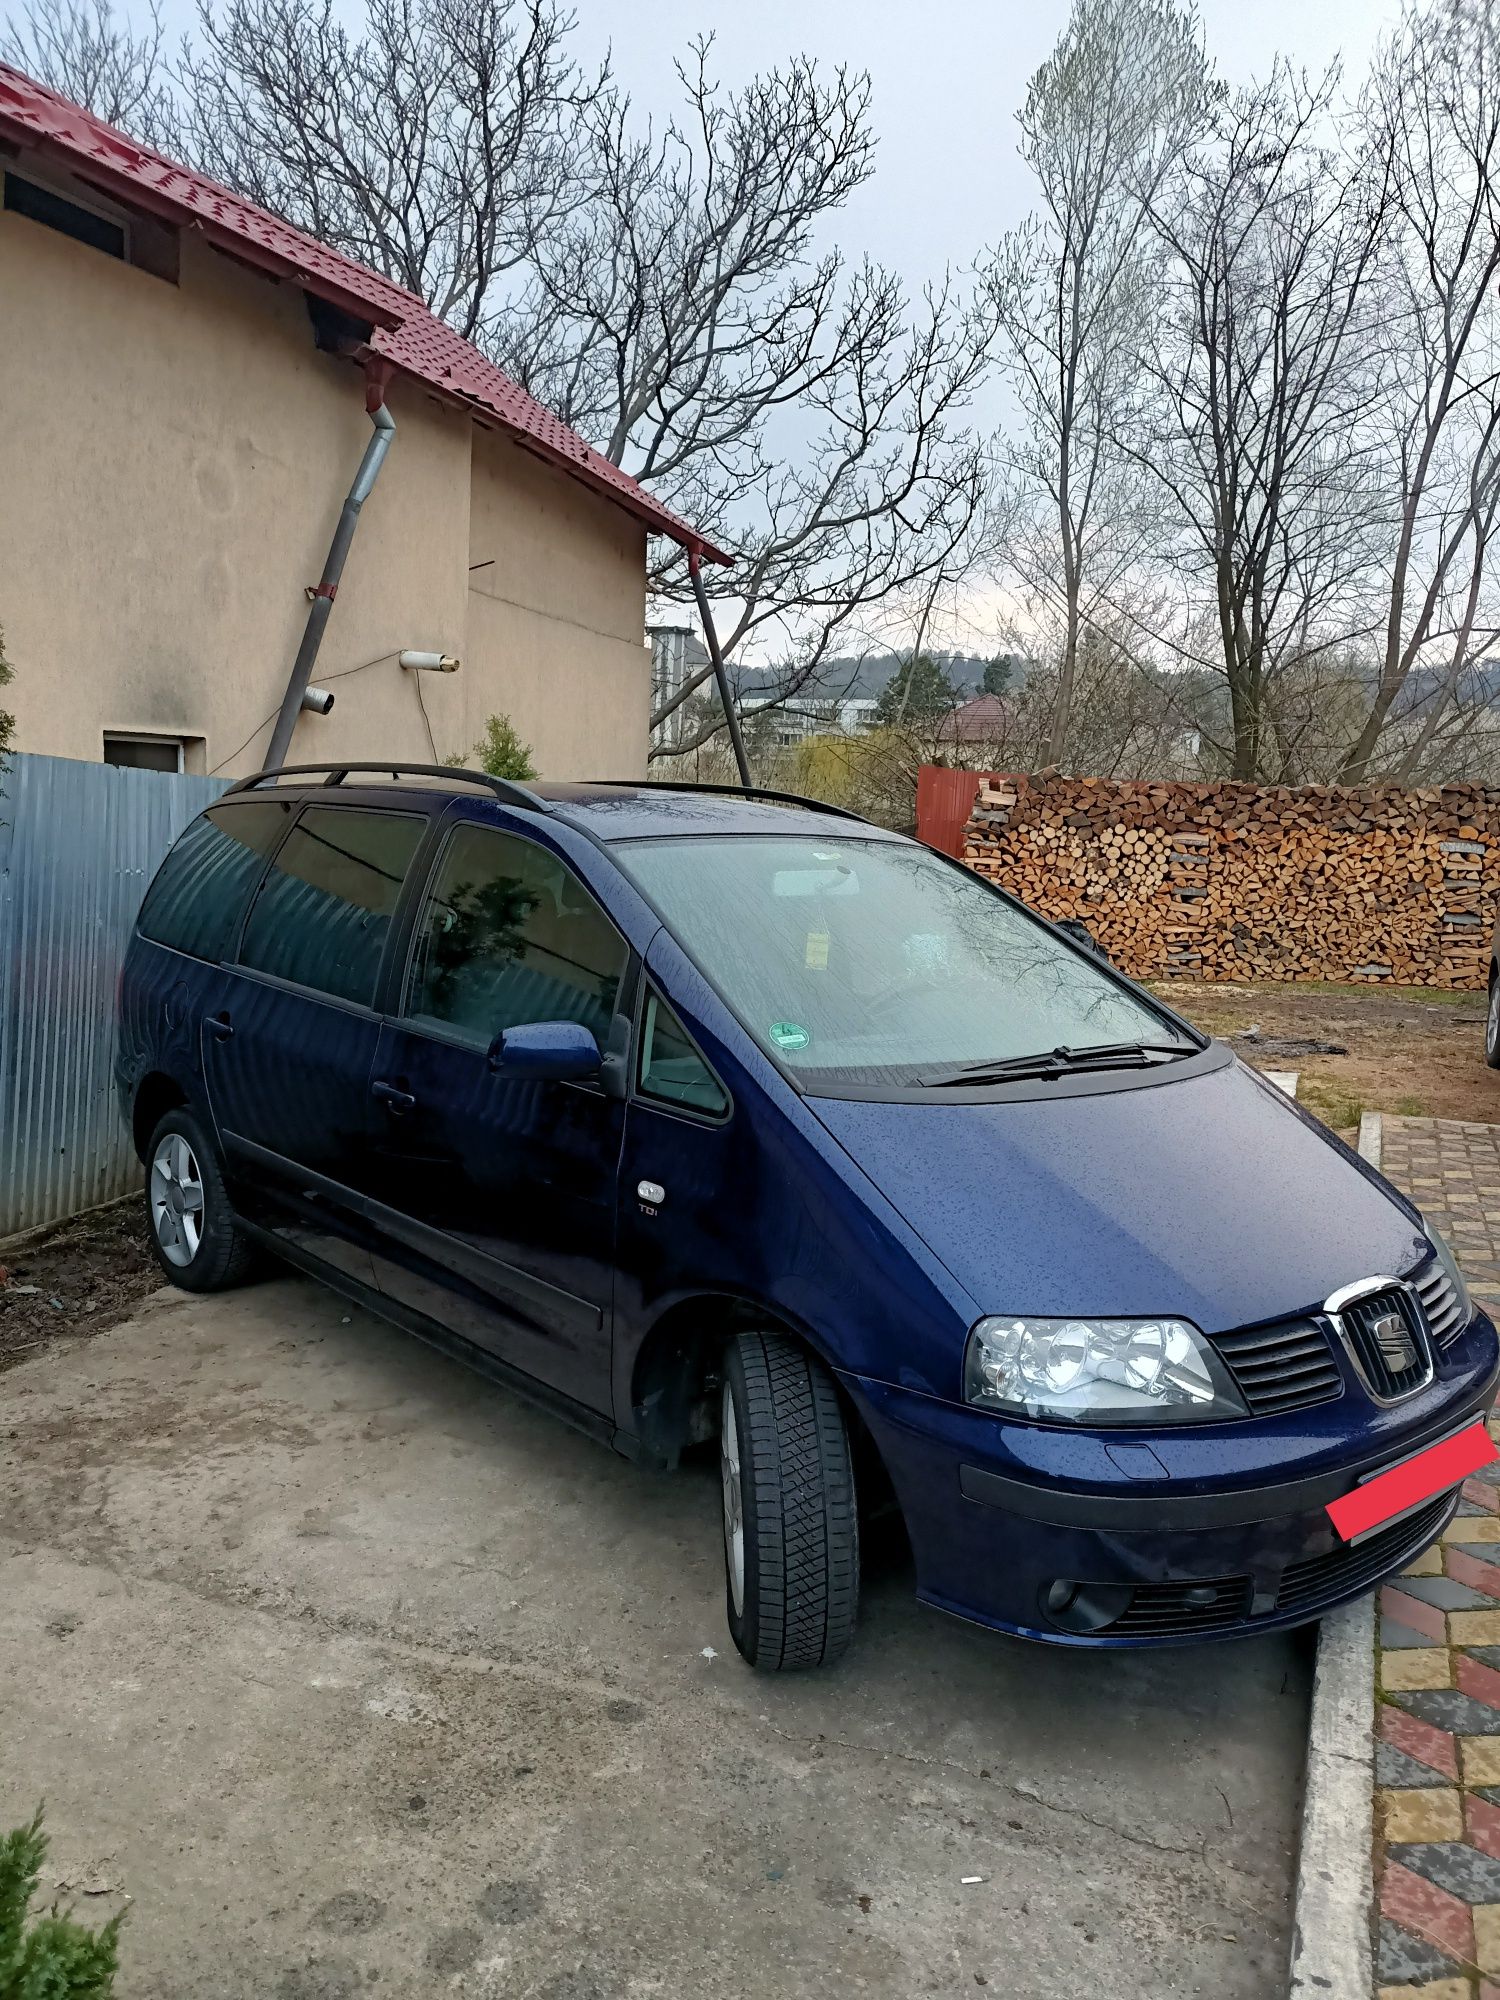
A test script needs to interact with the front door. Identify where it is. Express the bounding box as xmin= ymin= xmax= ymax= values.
xmin=360 ymin=818 xmax=630 ymax=1413
xmin=203 ymin=801 xmax=428 ymax=1283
